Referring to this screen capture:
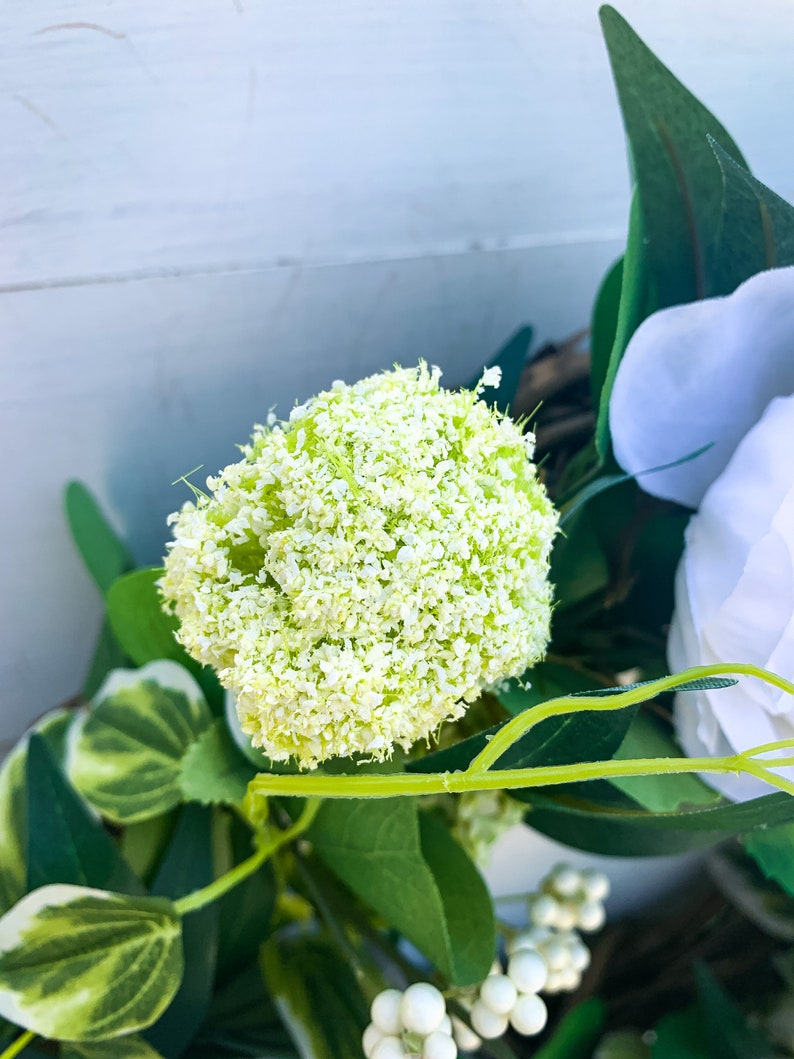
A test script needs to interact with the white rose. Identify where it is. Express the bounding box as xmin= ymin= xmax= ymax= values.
xmin=608 ymin=266 xmax=794 ymax=800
